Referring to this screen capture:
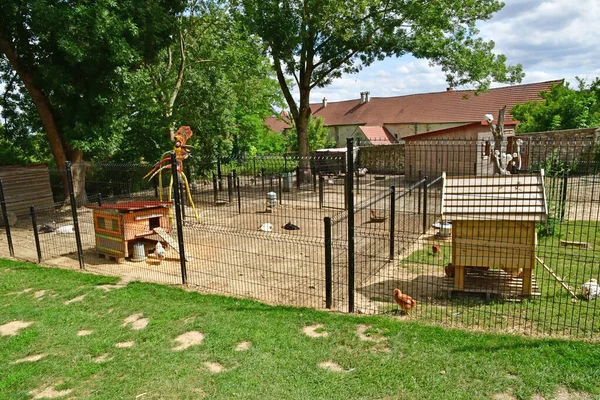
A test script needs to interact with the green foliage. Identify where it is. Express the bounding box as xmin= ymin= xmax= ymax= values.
xmin=233 ymin=0 xmax=523 ymax=155
xmin=0 ymin=124 xmax=52 ymax=166
xmin=0 ymin=0 xmax=186 ymax=161
xmin=534 ymin=151 xmax=575 ymax=237
xmin=120 ymin=4 xmax=285 ymax=164
xmin=286 ymin=116 xmax=335 ymax=152
xmin=512 ymin=78 xmax=600 ymax=133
